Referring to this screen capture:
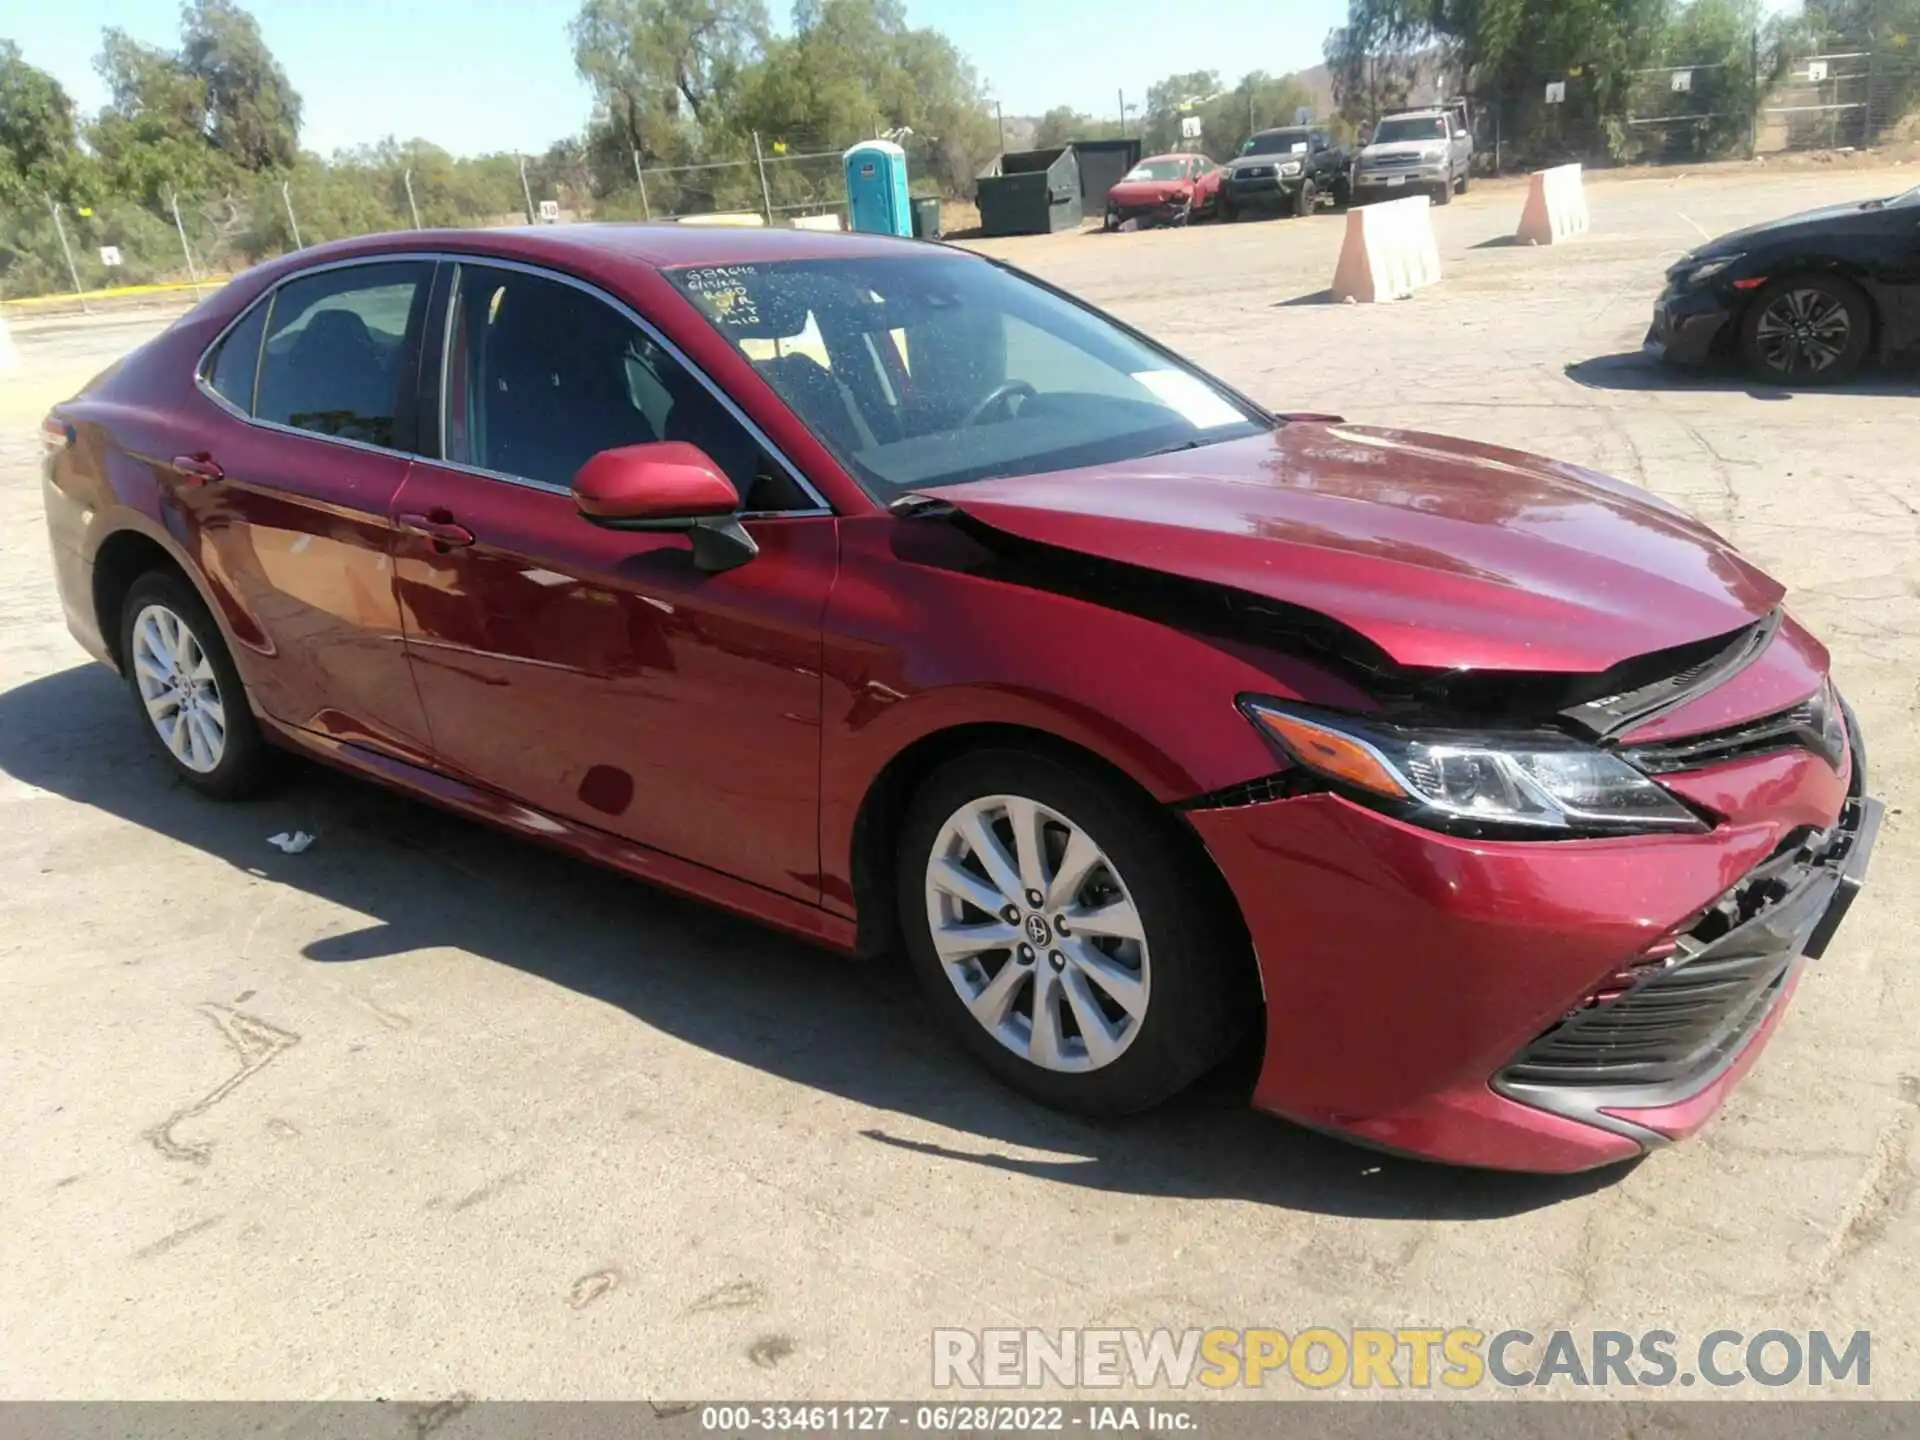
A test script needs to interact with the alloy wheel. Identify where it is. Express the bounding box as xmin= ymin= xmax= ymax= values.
xmin=1753 ymin=287 xmax=1852 ymax=377
xmin=130 ymin=602 xmax=227 ymax=774
xmin=924 ymin=794 xmax=1151 ymax=1074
